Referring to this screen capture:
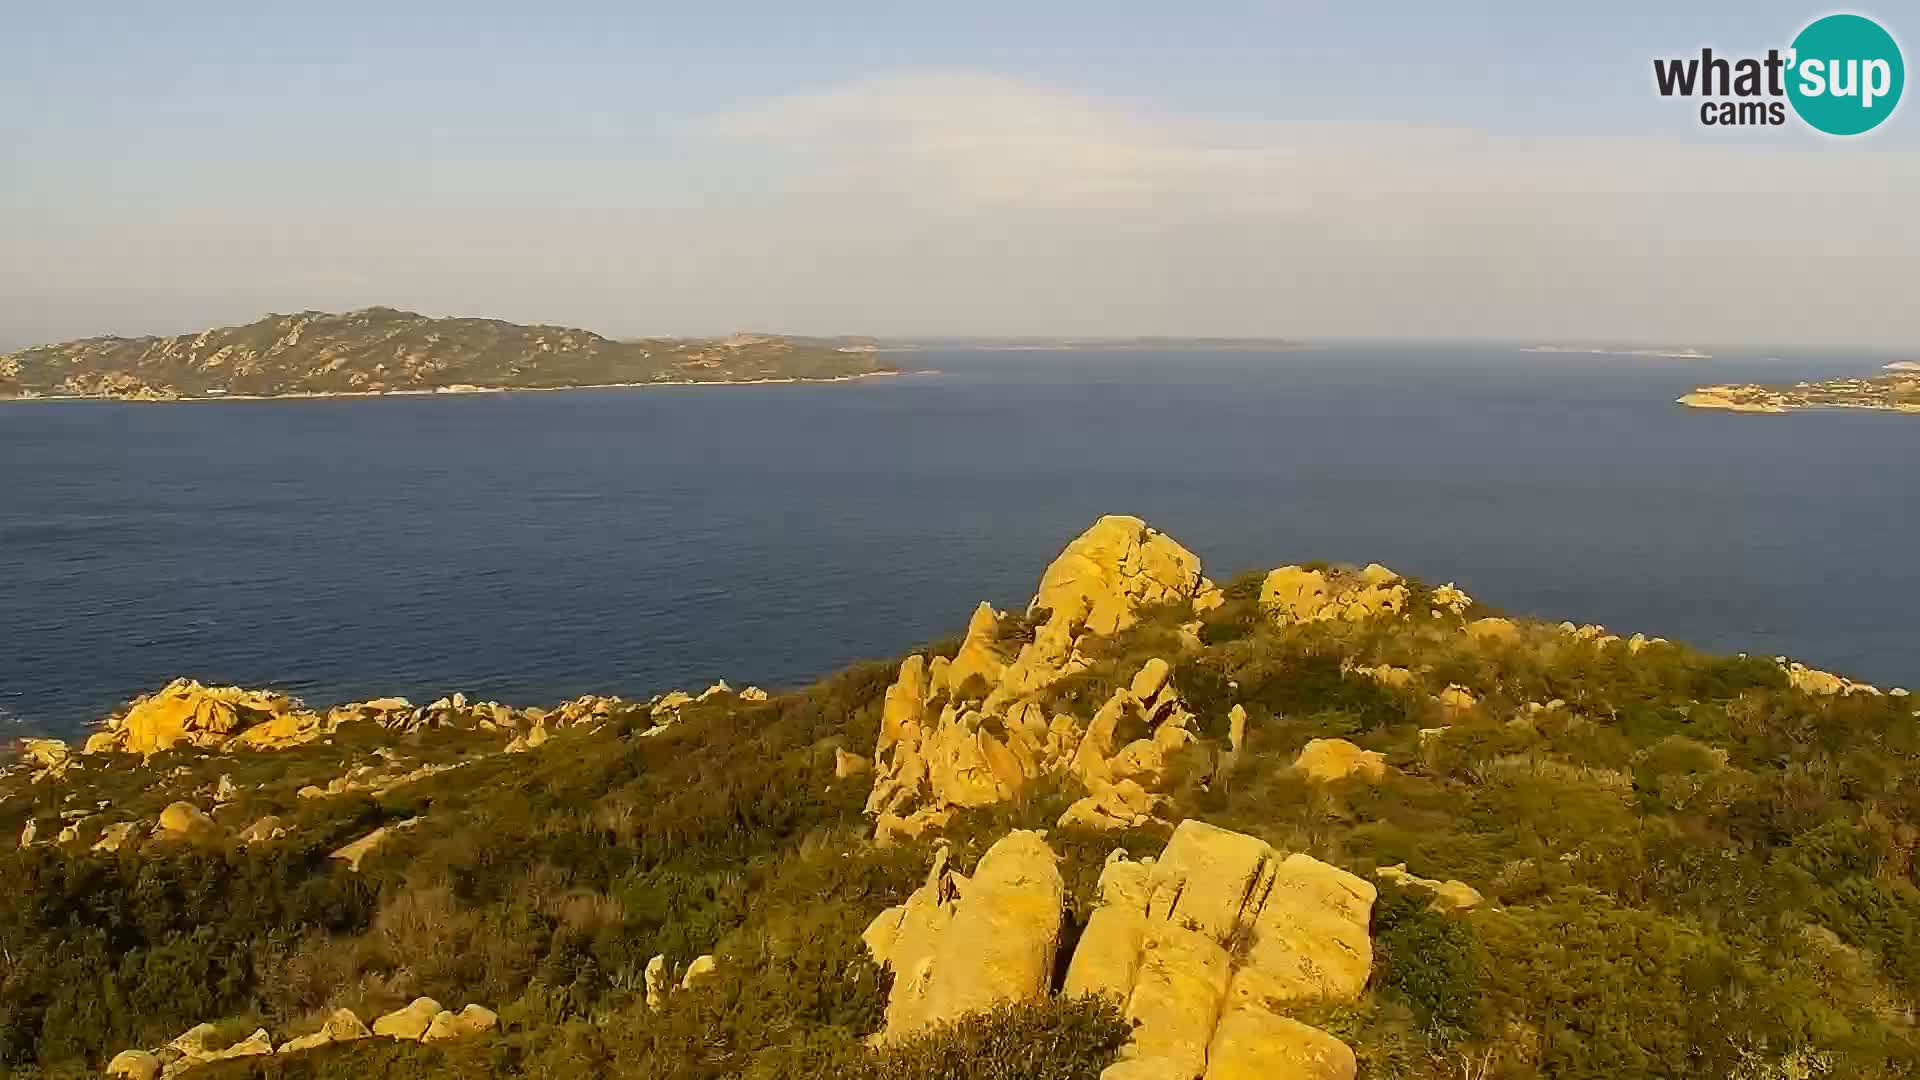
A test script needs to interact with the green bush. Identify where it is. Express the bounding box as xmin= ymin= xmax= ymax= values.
xmin=1370 ymin=885 xmax=1481 ymax=1033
